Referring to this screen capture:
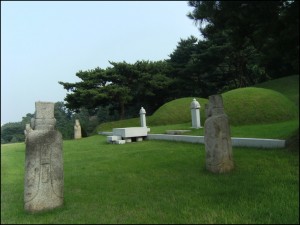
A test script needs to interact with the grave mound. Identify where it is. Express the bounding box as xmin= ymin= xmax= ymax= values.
xmin=149 ymin=97 xmax=208 ymax=126
xmin=222 ymin=87 xmax=298 ymax=126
